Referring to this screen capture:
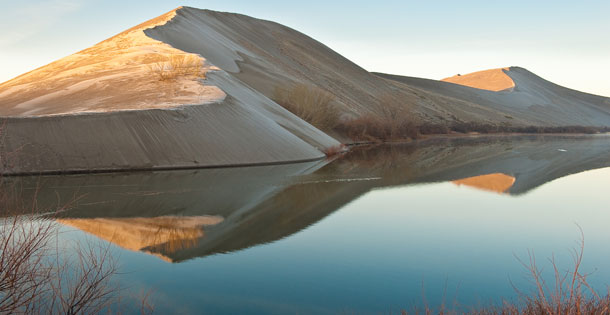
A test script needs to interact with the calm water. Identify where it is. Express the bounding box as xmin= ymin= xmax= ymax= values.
xmin=10 ymin=135 xmax=610 ymax=314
